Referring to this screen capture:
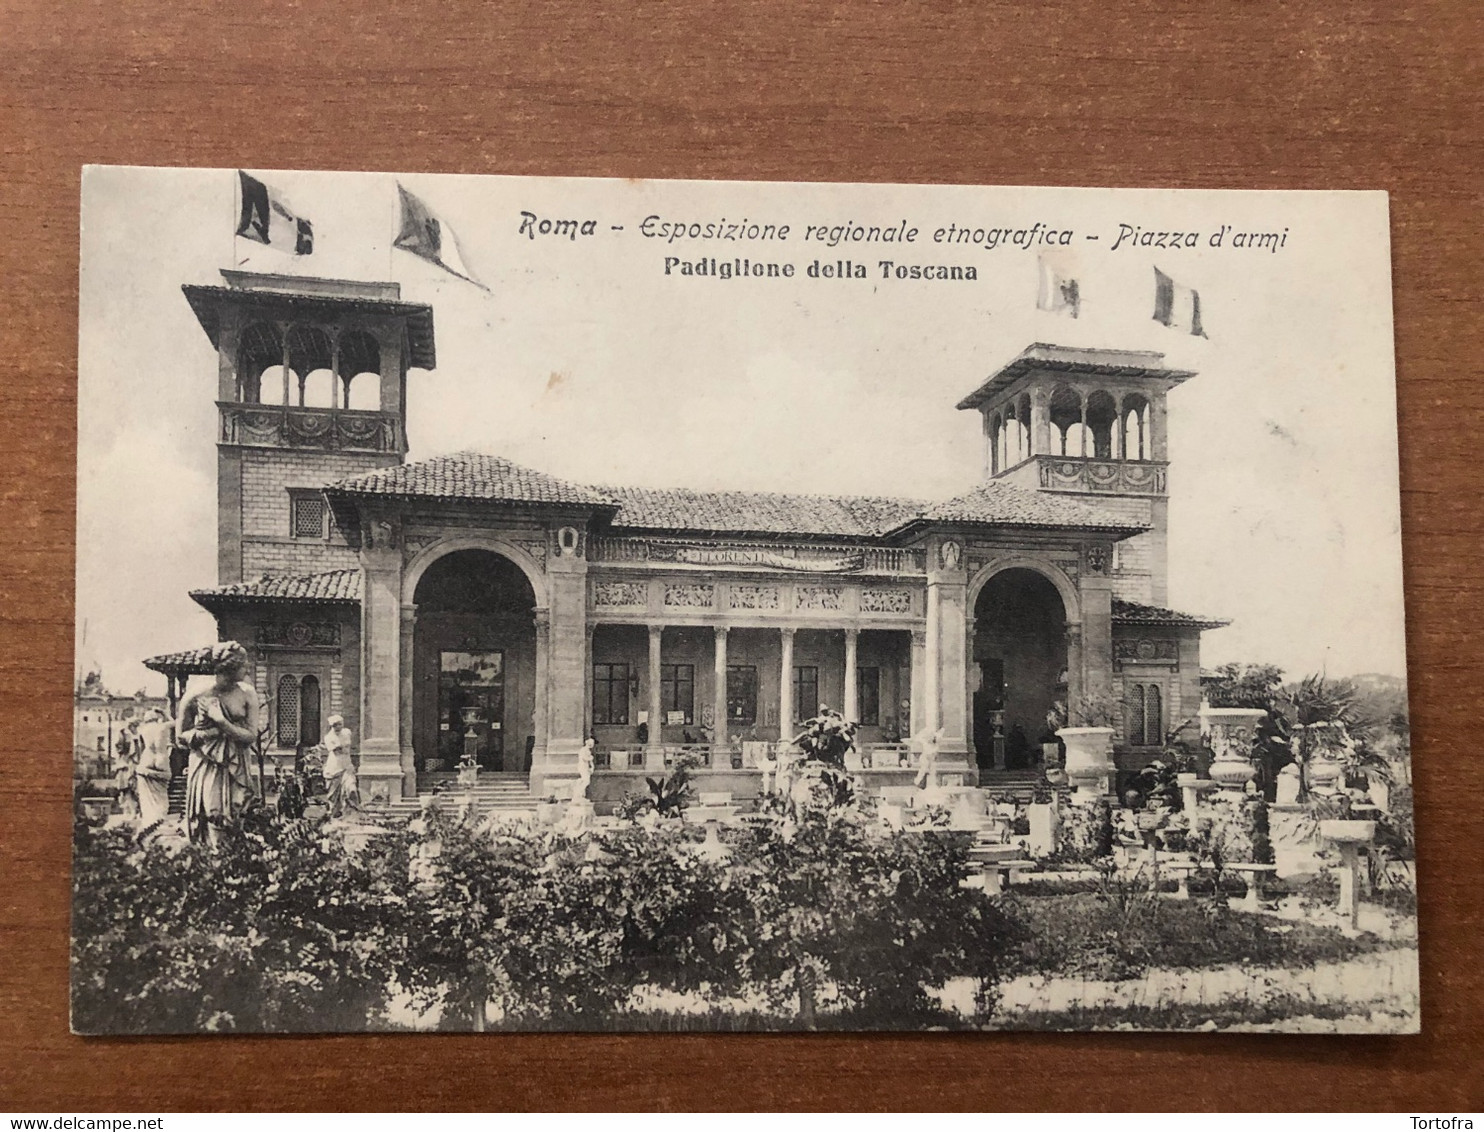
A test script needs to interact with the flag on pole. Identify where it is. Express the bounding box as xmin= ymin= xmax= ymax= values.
xmin=1153 ymin=267 xmax=1207 ymax=337
xmin=235 ymin=171 xmax=313 ymax=255
xmin=1036 ymin=258 xmax=1081 ymax=318
xmin=393 ymin=184 xmax=487 ymax=290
